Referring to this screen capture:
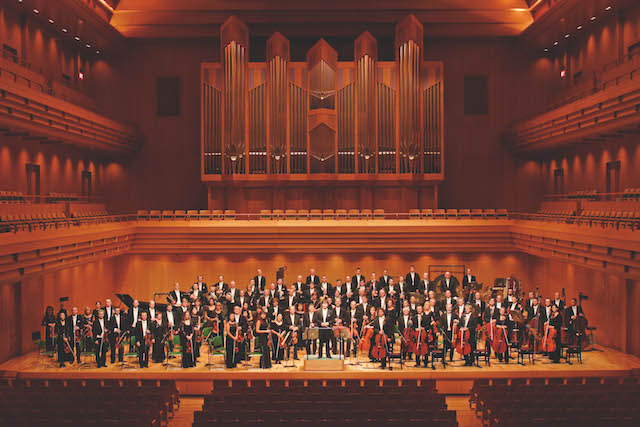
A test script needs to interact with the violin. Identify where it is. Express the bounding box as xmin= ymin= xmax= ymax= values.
xmin=115 ymin=331 xmax=125 ymax=350
xmin=145 ymin=330 xmax=153 ymax=347
xmin=371 ymin=331 xmax=388 ymax=360
xmin=291 ymin=327 xmax=299 ymax=345
xmin=454 ymin=324 xmax=471 ymax=356
xmin=186 ymin=337 xmax=193 ymax=354
xmin=195 ymin=328 xmax=203 ymax=343
xmin=63 ymin=333 xmax=72 ymax=353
